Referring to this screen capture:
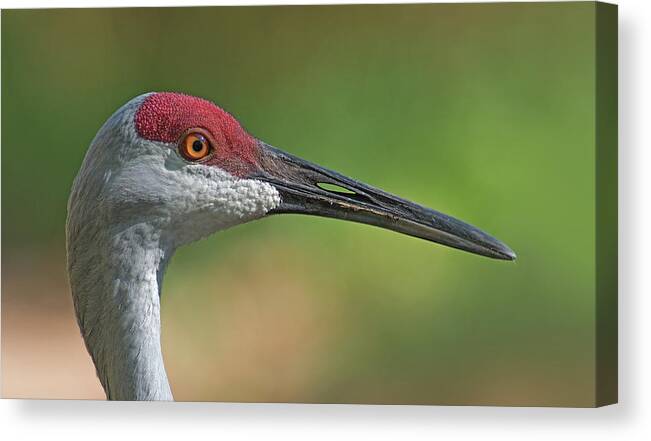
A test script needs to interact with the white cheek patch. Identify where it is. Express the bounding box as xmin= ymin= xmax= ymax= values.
xmin=162 ymin=164 xmax=282 ymax=245
xmin=203 ymin=175 xmax=281 ymax=220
